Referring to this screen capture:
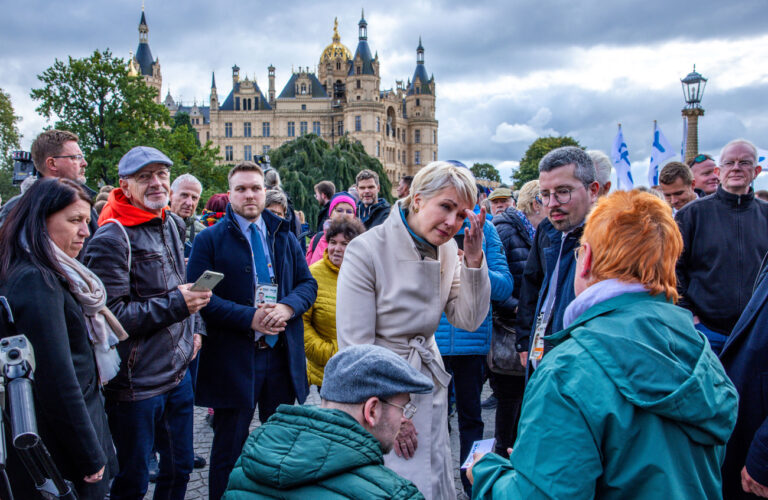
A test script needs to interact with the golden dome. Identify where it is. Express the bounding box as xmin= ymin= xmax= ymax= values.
xmin=320 ymin=18 xmax=351 ymax=63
